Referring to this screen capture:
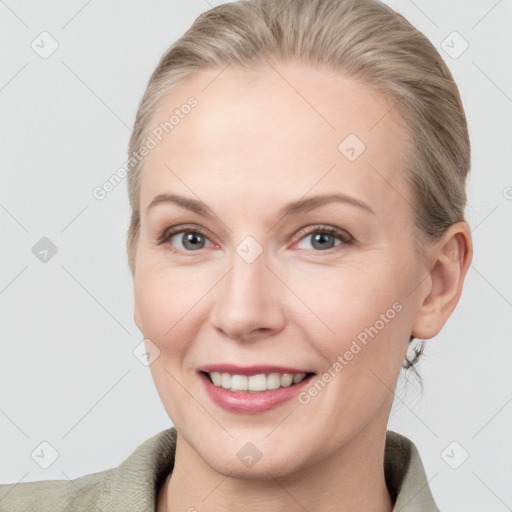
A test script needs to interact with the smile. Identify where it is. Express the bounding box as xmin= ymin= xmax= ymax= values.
xmin=198 ymin=365 xmax=315 ymax=414
xmin=205 ymin=371 xmax=308 ymax=392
